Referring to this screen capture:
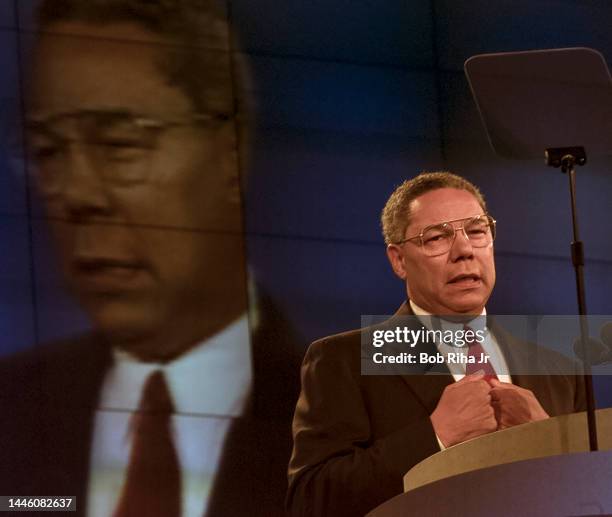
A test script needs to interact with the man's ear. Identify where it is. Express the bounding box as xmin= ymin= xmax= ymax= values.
xmin=386 ymin=244 xmax=408 ymax=280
